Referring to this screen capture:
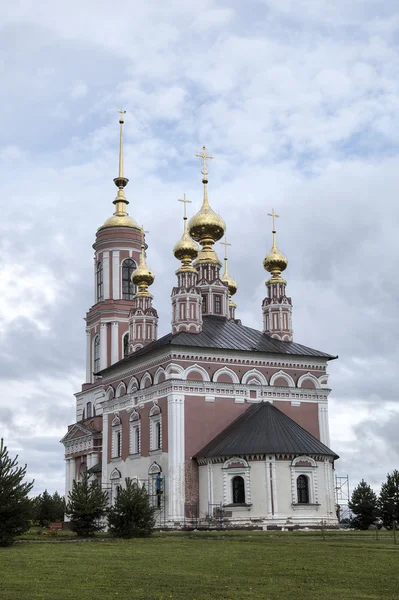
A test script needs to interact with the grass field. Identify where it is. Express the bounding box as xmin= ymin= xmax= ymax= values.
xmin=1 ymin=531 xmax=398 ymax=600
